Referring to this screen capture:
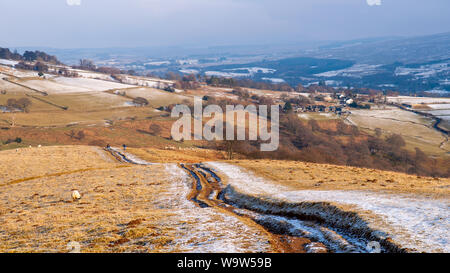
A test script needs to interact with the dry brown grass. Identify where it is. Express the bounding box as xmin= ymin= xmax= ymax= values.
xmin=233 ymin=160 xmax=450 ymax=198
xmin=0 ymin=146 xmax=272 ymax=253
xmin=347 ymin=108 xmax=449 ymax=156
xmin=0 ymin=146 xmax=116 ymax=186
xmin=126 ymin=147 xmax=227 ymax=163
